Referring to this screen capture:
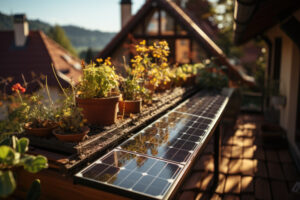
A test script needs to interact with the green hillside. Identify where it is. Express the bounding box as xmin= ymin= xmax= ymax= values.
xmin=0 ymin=12 xmax=115 ymax=51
